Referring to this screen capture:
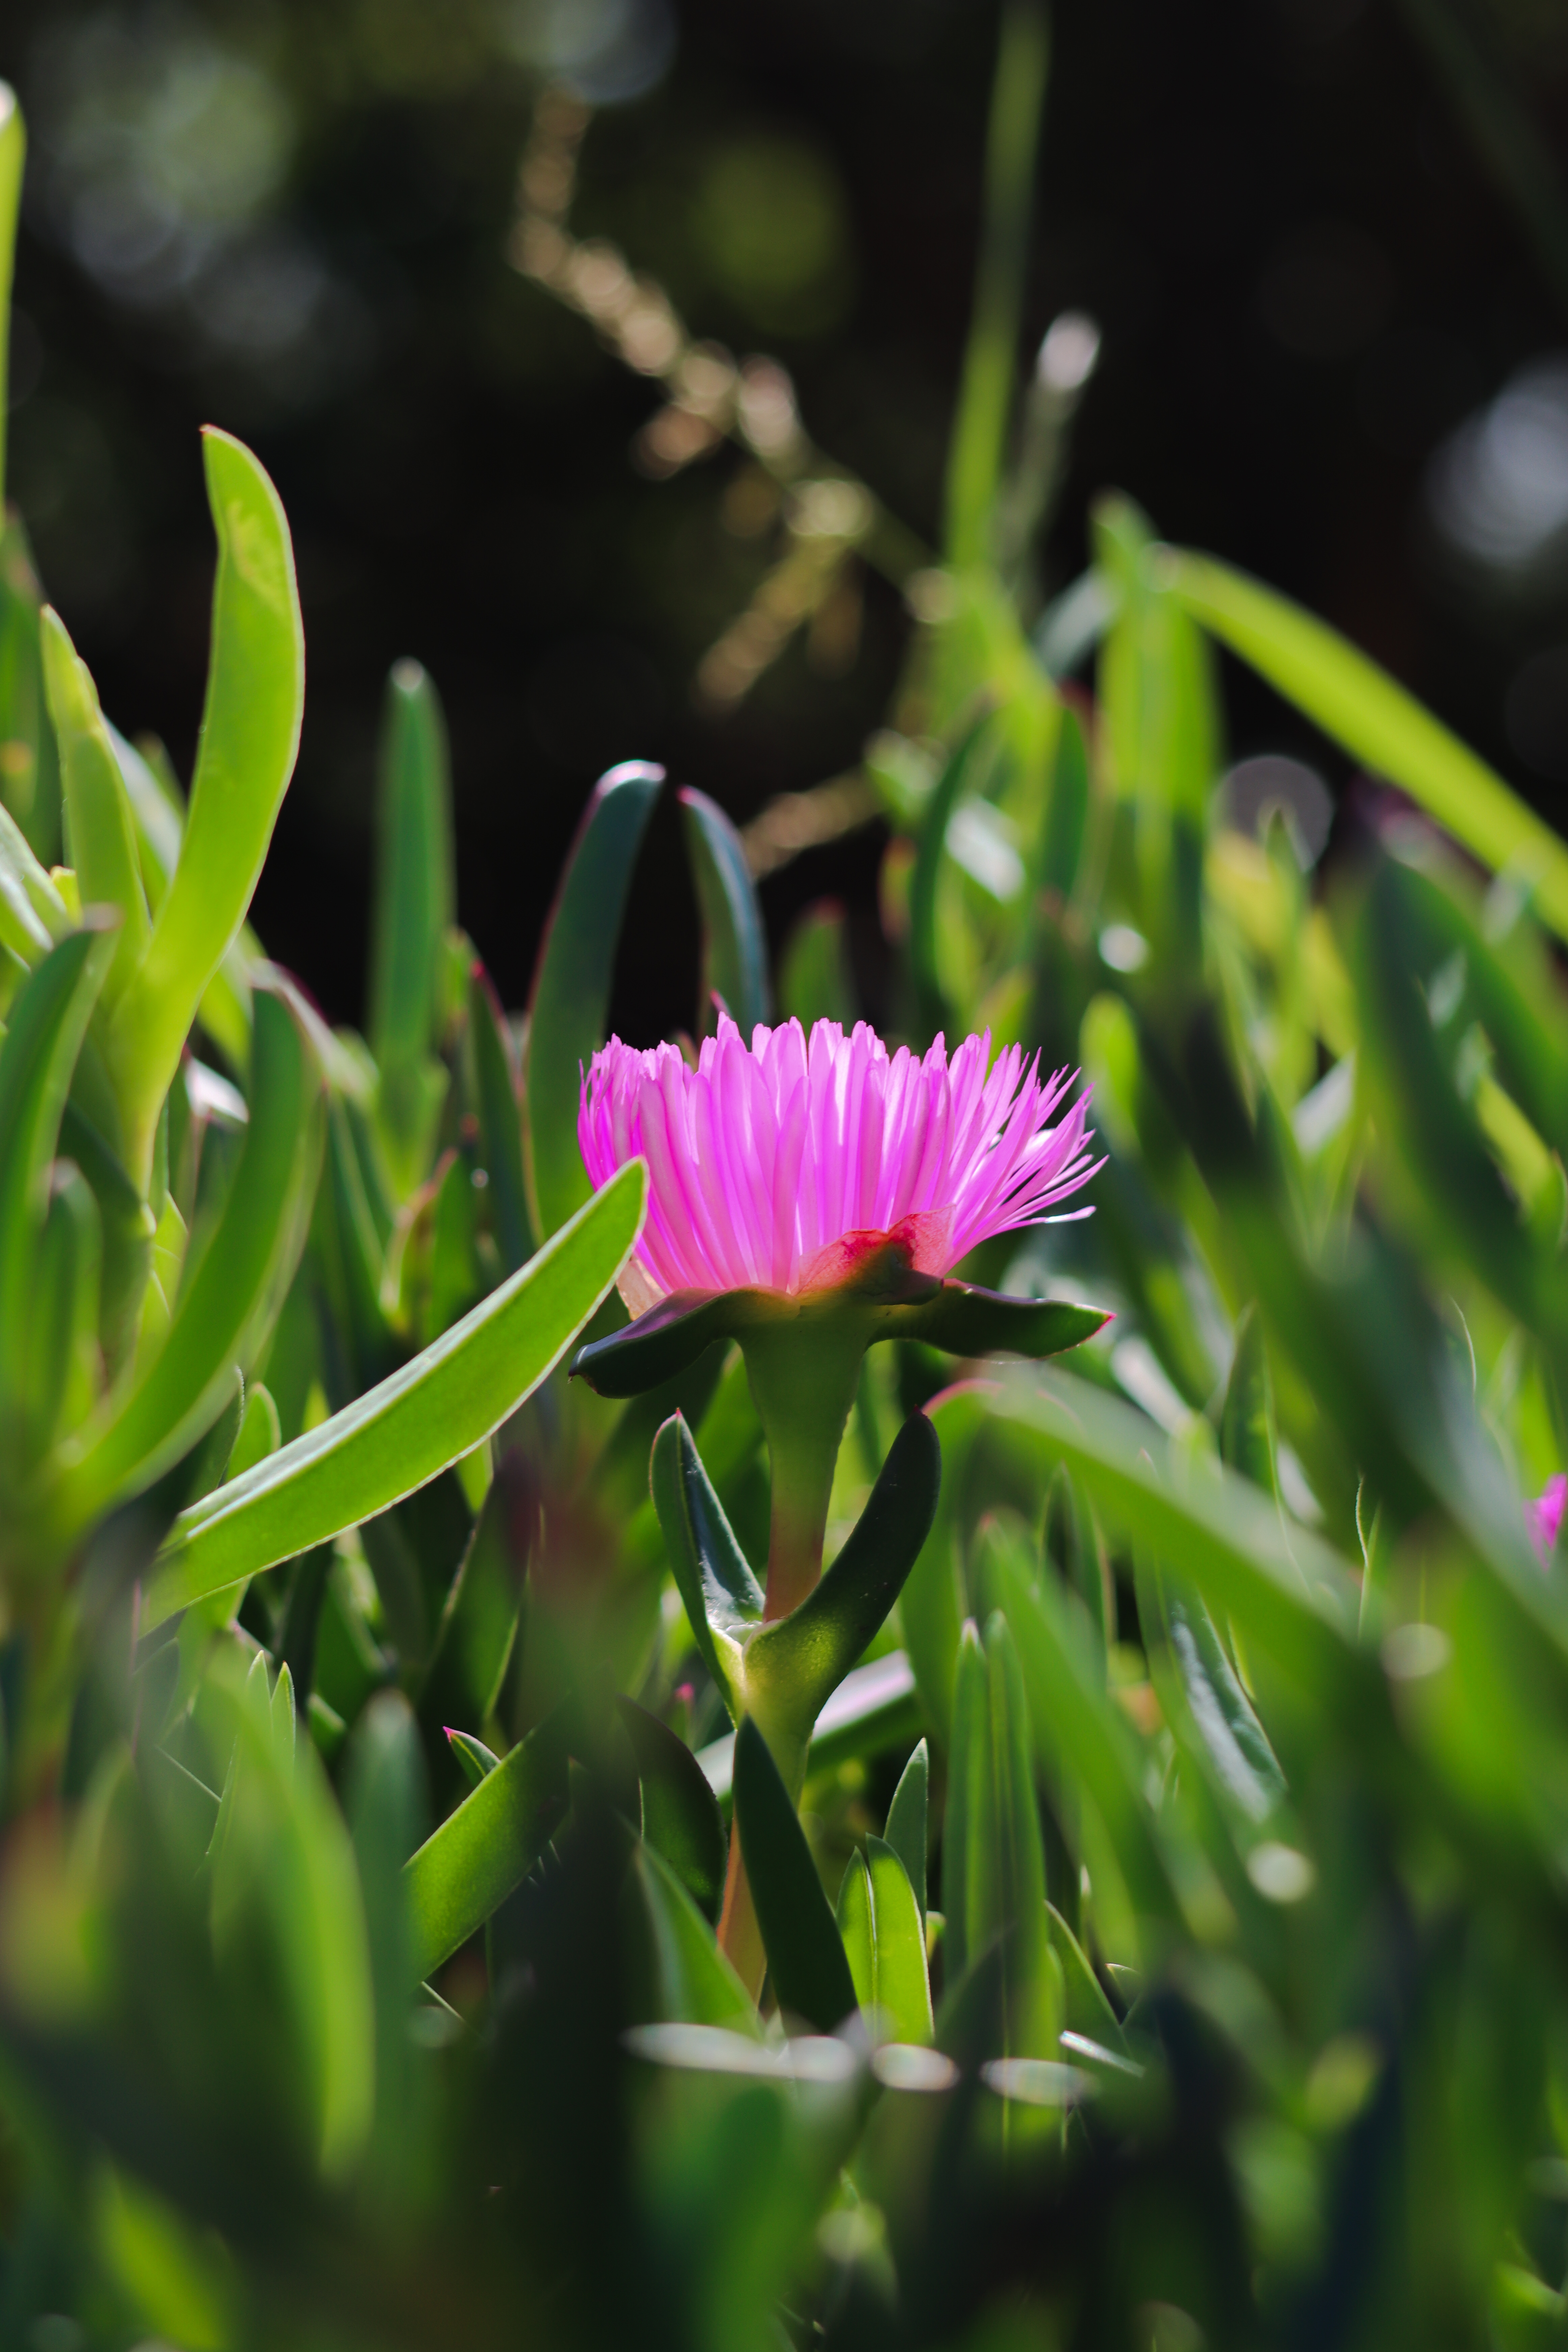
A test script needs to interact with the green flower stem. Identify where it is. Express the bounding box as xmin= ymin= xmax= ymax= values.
xmin=740 ymin=1317 xmax=869 ymax=1623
